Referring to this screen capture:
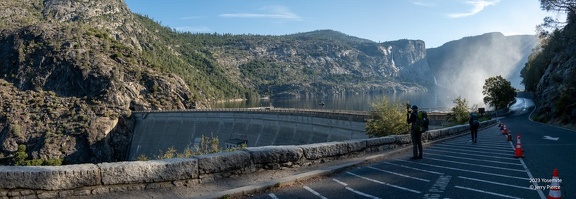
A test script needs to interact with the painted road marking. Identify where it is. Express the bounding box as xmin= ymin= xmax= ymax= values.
xmin=346 ymin=171 xmax=421 ymax=193
xmin=457 ymin=176 xmax=534 ymax=190
xmin=431 ymin=145 xmax=509 ymax=156
xmin=303 ymin=185 xmax=328 ymax=199
xmin=380 ymin=162 xmax=444 ymax=175
xmin=395 ymin=159 xmax=530 ymax=181
xmin=333 ymin=178 xmax=381 ymax=199
xmin=542 ymin=136 xmax=559 ymax=141
xmin=508 ymin=140 xmax=546 ymax=199
xmin=426 ymin=148 xmax=518 ymax=160
xmin=345 ymin=187 xmax=381 ymax=199
xmin=424 ymin=157 xmax=526 ymax=172
xmin=433 ymin=142 xmax=511 ymax=150
xmin=332 ymin=178 xmax=347 ymax=186
xmin=455 ymin=186 xmax=523 ymax=199
xmin=268 ymin=193 xmax=279 ymax=199
xmin=426 ymin=153 xmax=523 ymax=166
xmin=436 ymin=143 xmax=512 ymax=150
xmin=367 ymin=166 xmax=430 ymax=182
xmin=424 ymin=175 xmax=451 ymax=198
xmin=433 ymin=141 xmax=505 ymax=146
